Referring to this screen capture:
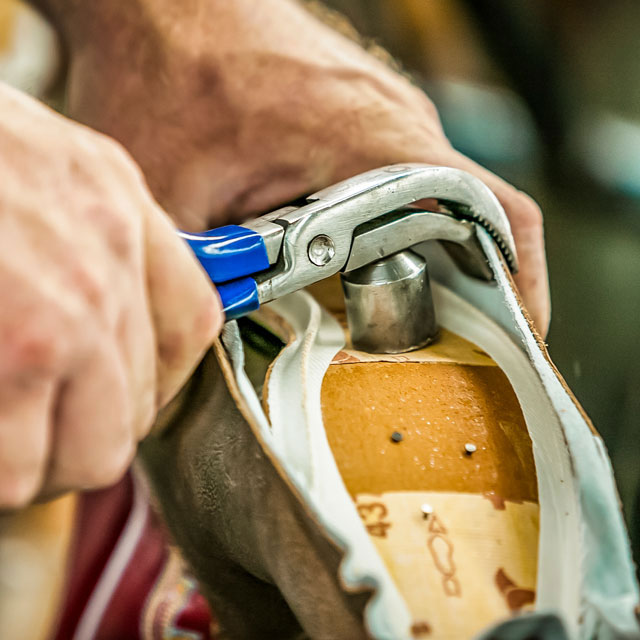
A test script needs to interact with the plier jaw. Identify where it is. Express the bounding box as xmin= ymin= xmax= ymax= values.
xmin=179 ymin=164 xmax=518 ymax=321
